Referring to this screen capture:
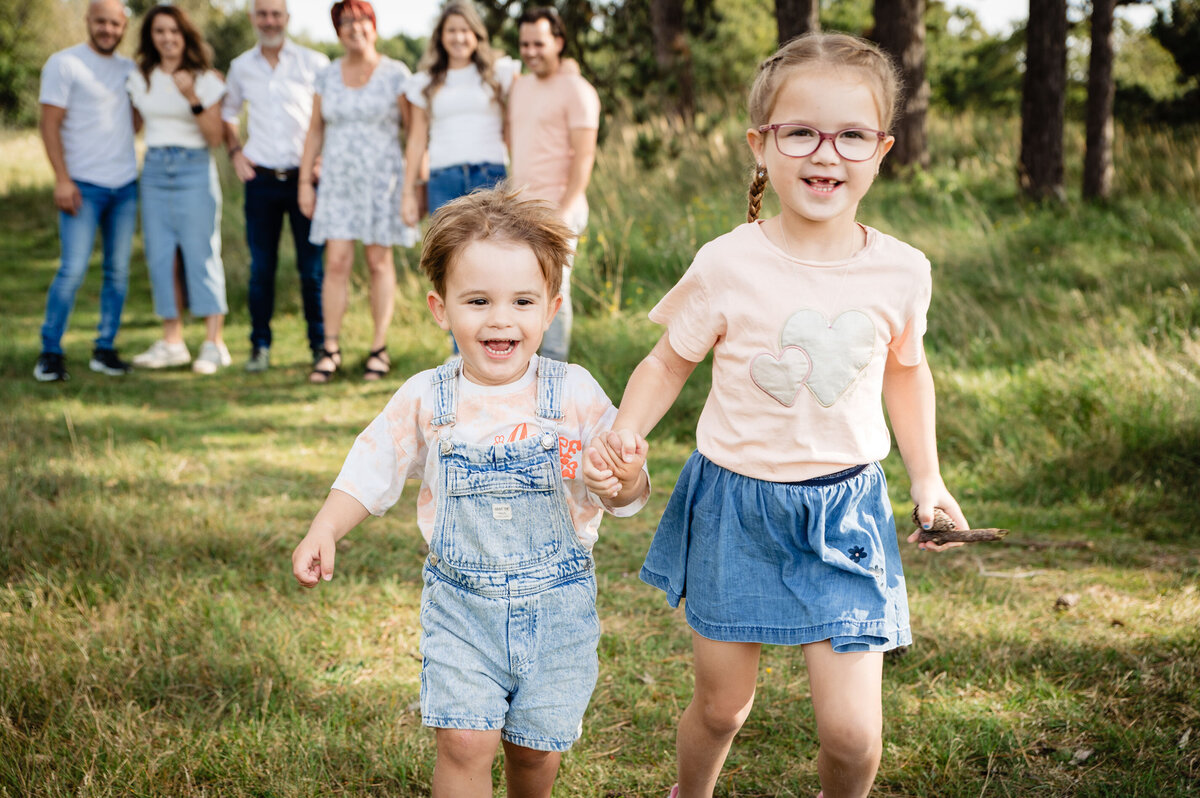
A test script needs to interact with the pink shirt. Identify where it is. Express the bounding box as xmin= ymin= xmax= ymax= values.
xmin=507 ymin=72 xmax=599 ymax=207
xmin=651 ymin=221 xmax=931 ymax=482
xmin=332 ymin=356 xmax=647 ymax=551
